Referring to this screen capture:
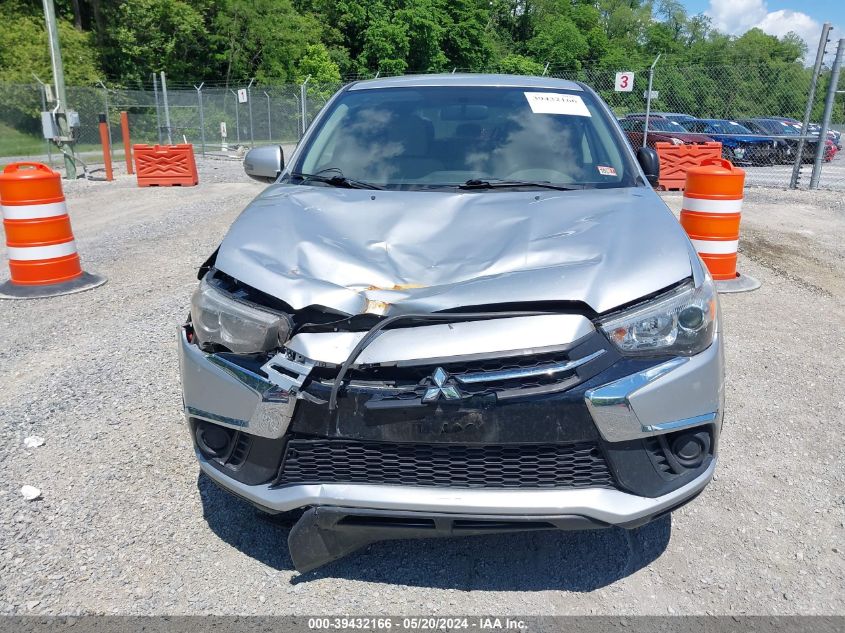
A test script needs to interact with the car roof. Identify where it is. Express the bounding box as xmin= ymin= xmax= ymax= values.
xmin=348 ymin=73 xmax=583 ymax=91
xmin=629 ymin=111 xmax=694 ymax=118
